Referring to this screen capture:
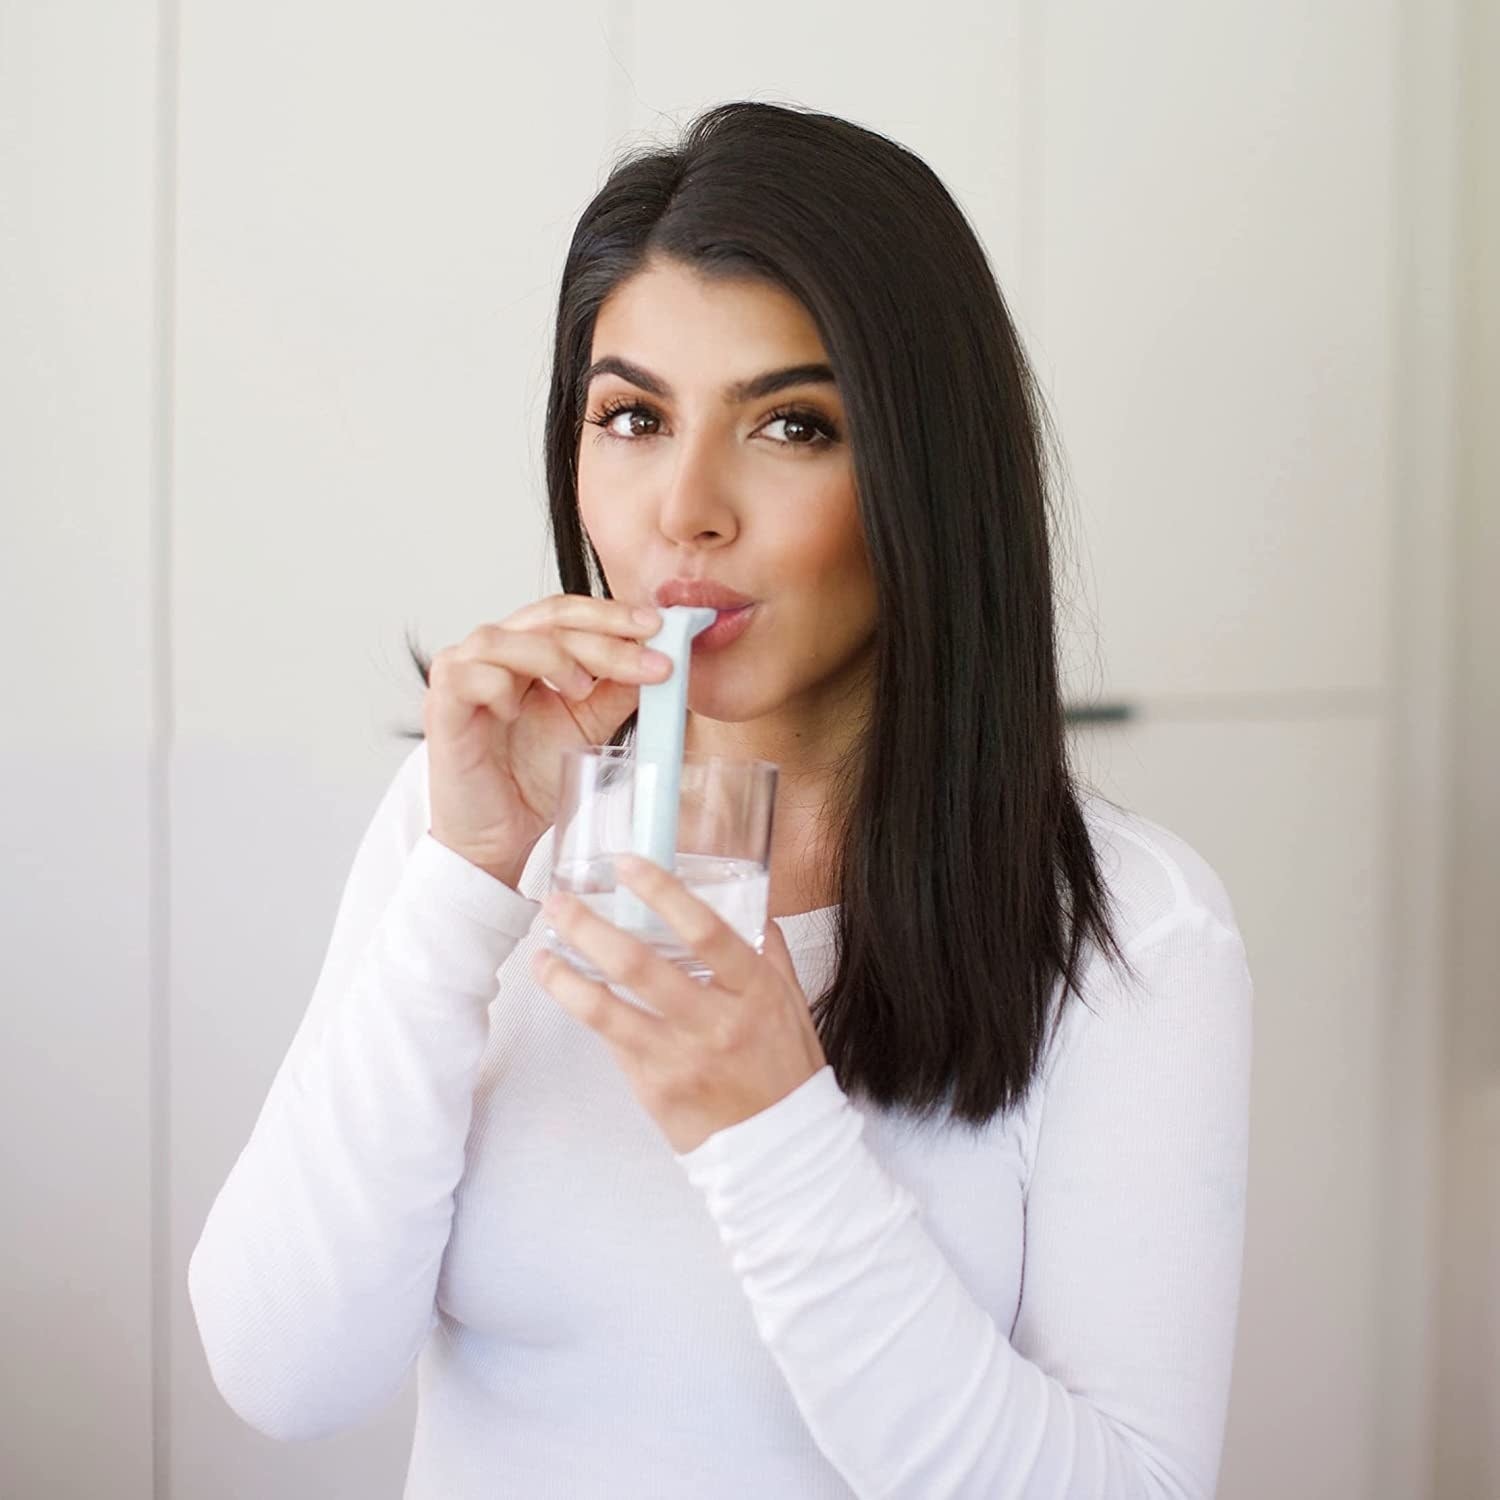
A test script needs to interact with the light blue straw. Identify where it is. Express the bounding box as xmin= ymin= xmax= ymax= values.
xmin=613 ymin=605 xmax=717 ymax=934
